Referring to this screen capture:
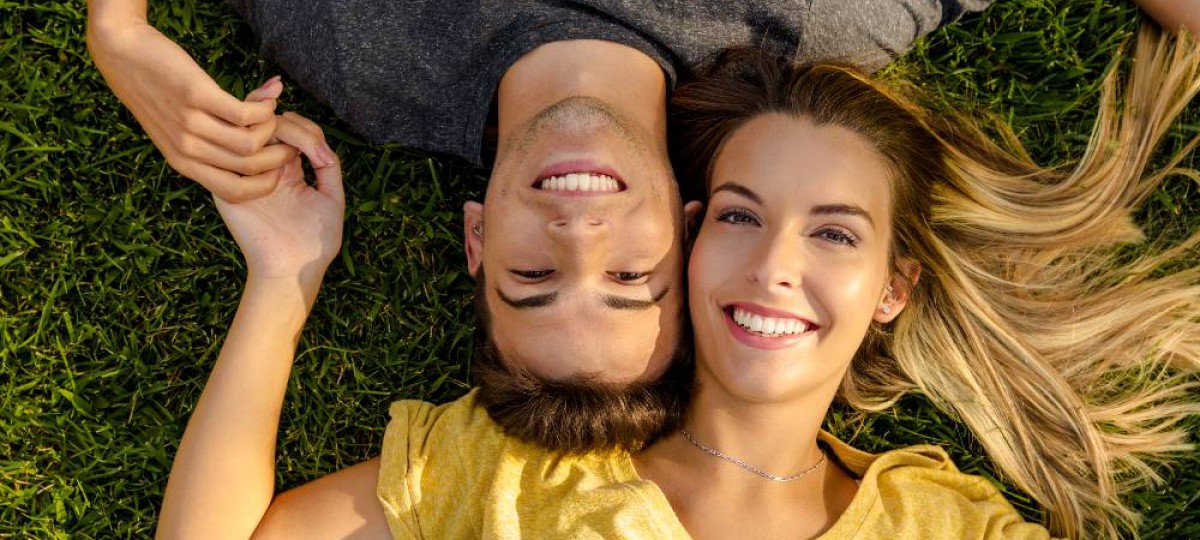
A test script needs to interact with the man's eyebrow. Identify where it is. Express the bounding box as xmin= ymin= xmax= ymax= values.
xmin=812 ymin=204 xmax=874 ymax=226
xmin=496 ymin=289 xmax=558 ymax=309
xmin=600 ymin=285 xmax=672 ymax=311
xmin=711 ymin=182 xmax=762 ymax=205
